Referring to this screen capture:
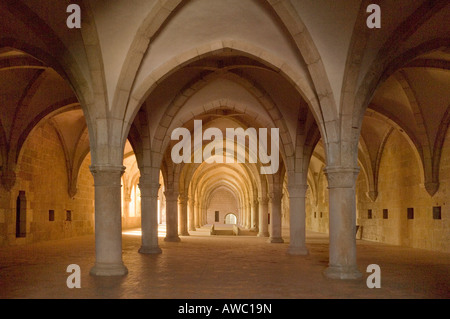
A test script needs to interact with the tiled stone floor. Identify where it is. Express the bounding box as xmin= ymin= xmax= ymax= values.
xmin=0 ymin=226 xmax=449 ymax=299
